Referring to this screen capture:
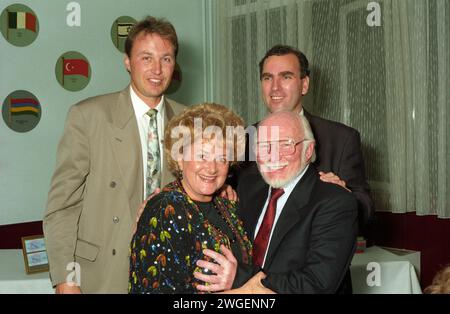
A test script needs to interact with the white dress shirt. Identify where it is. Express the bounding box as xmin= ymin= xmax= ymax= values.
xmin=130 ymin=86 xmax=165 ymax=198
xmin=254 ymin=164 xmax=310 ymax=267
